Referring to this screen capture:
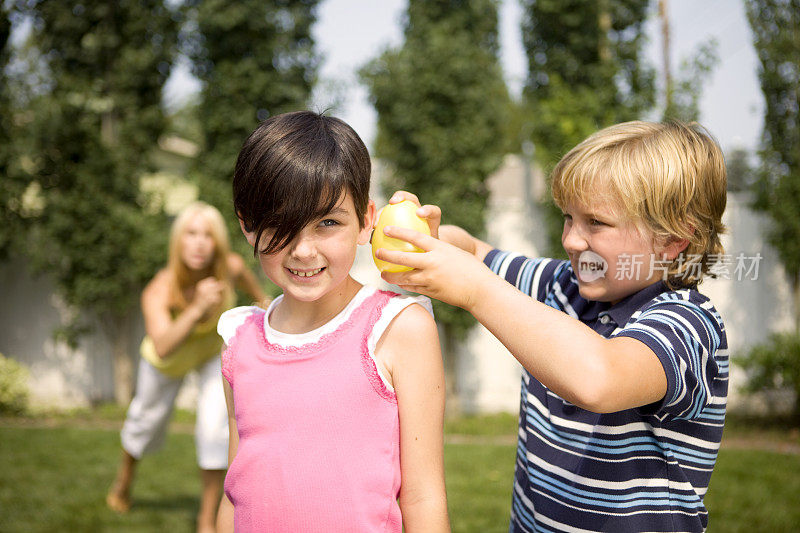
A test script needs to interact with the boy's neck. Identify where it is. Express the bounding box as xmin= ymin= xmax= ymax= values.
xmin=270 ymin=276 xmax=364 ymax=334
